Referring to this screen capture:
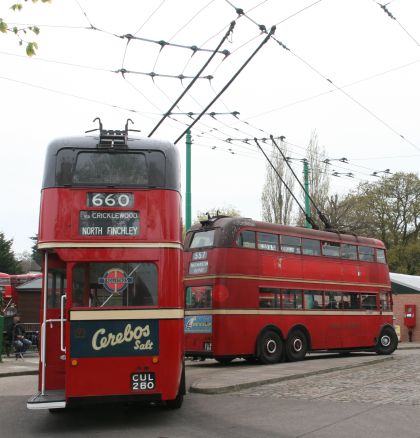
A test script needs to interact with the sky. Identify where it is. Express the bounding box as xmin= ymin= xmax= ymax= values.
xmin=0 ymin=0 xmax=419 ymax=255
